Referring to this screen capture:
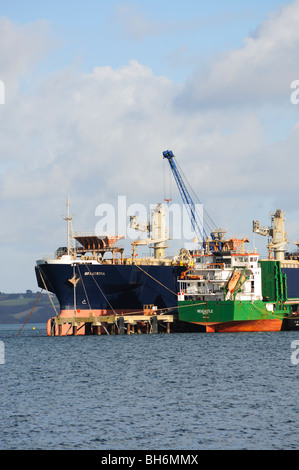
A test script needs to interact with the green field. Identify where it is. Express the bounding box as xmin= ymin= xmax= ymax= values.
xmin=0 ymin=292 xmax=59 ymax=324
